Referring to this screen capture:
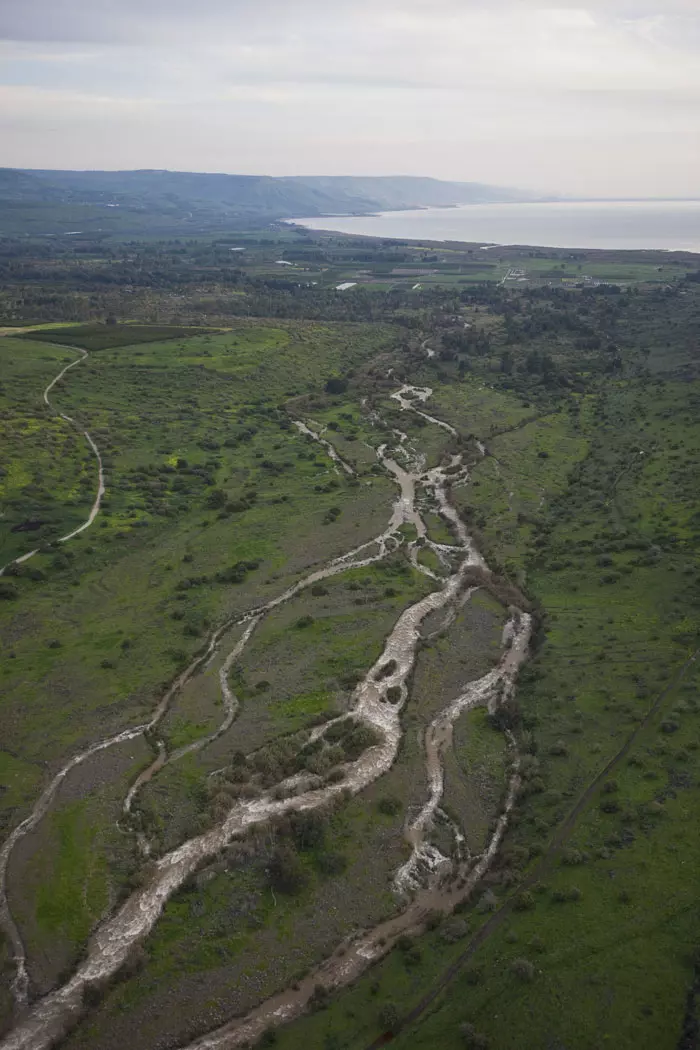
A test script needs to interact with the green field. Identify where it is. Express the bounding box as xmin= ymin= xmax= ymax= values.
xmin=1 ymin=245 xmax=699 ymax=1050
